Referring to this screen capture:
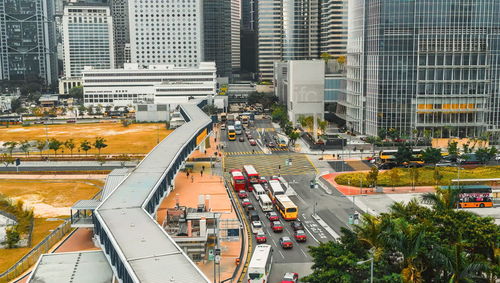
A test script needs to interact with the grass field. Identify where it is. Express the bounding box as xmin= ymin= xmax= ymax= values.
xmin=0 ymin=123 xmax=171 ymax=155
xmin=0 ymin=179 xmax=102 ymax=217
xmin=0 ymin=218 xmax=64 ymax=274
xmin=335 ymin=165 xmax=500 ymax=187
